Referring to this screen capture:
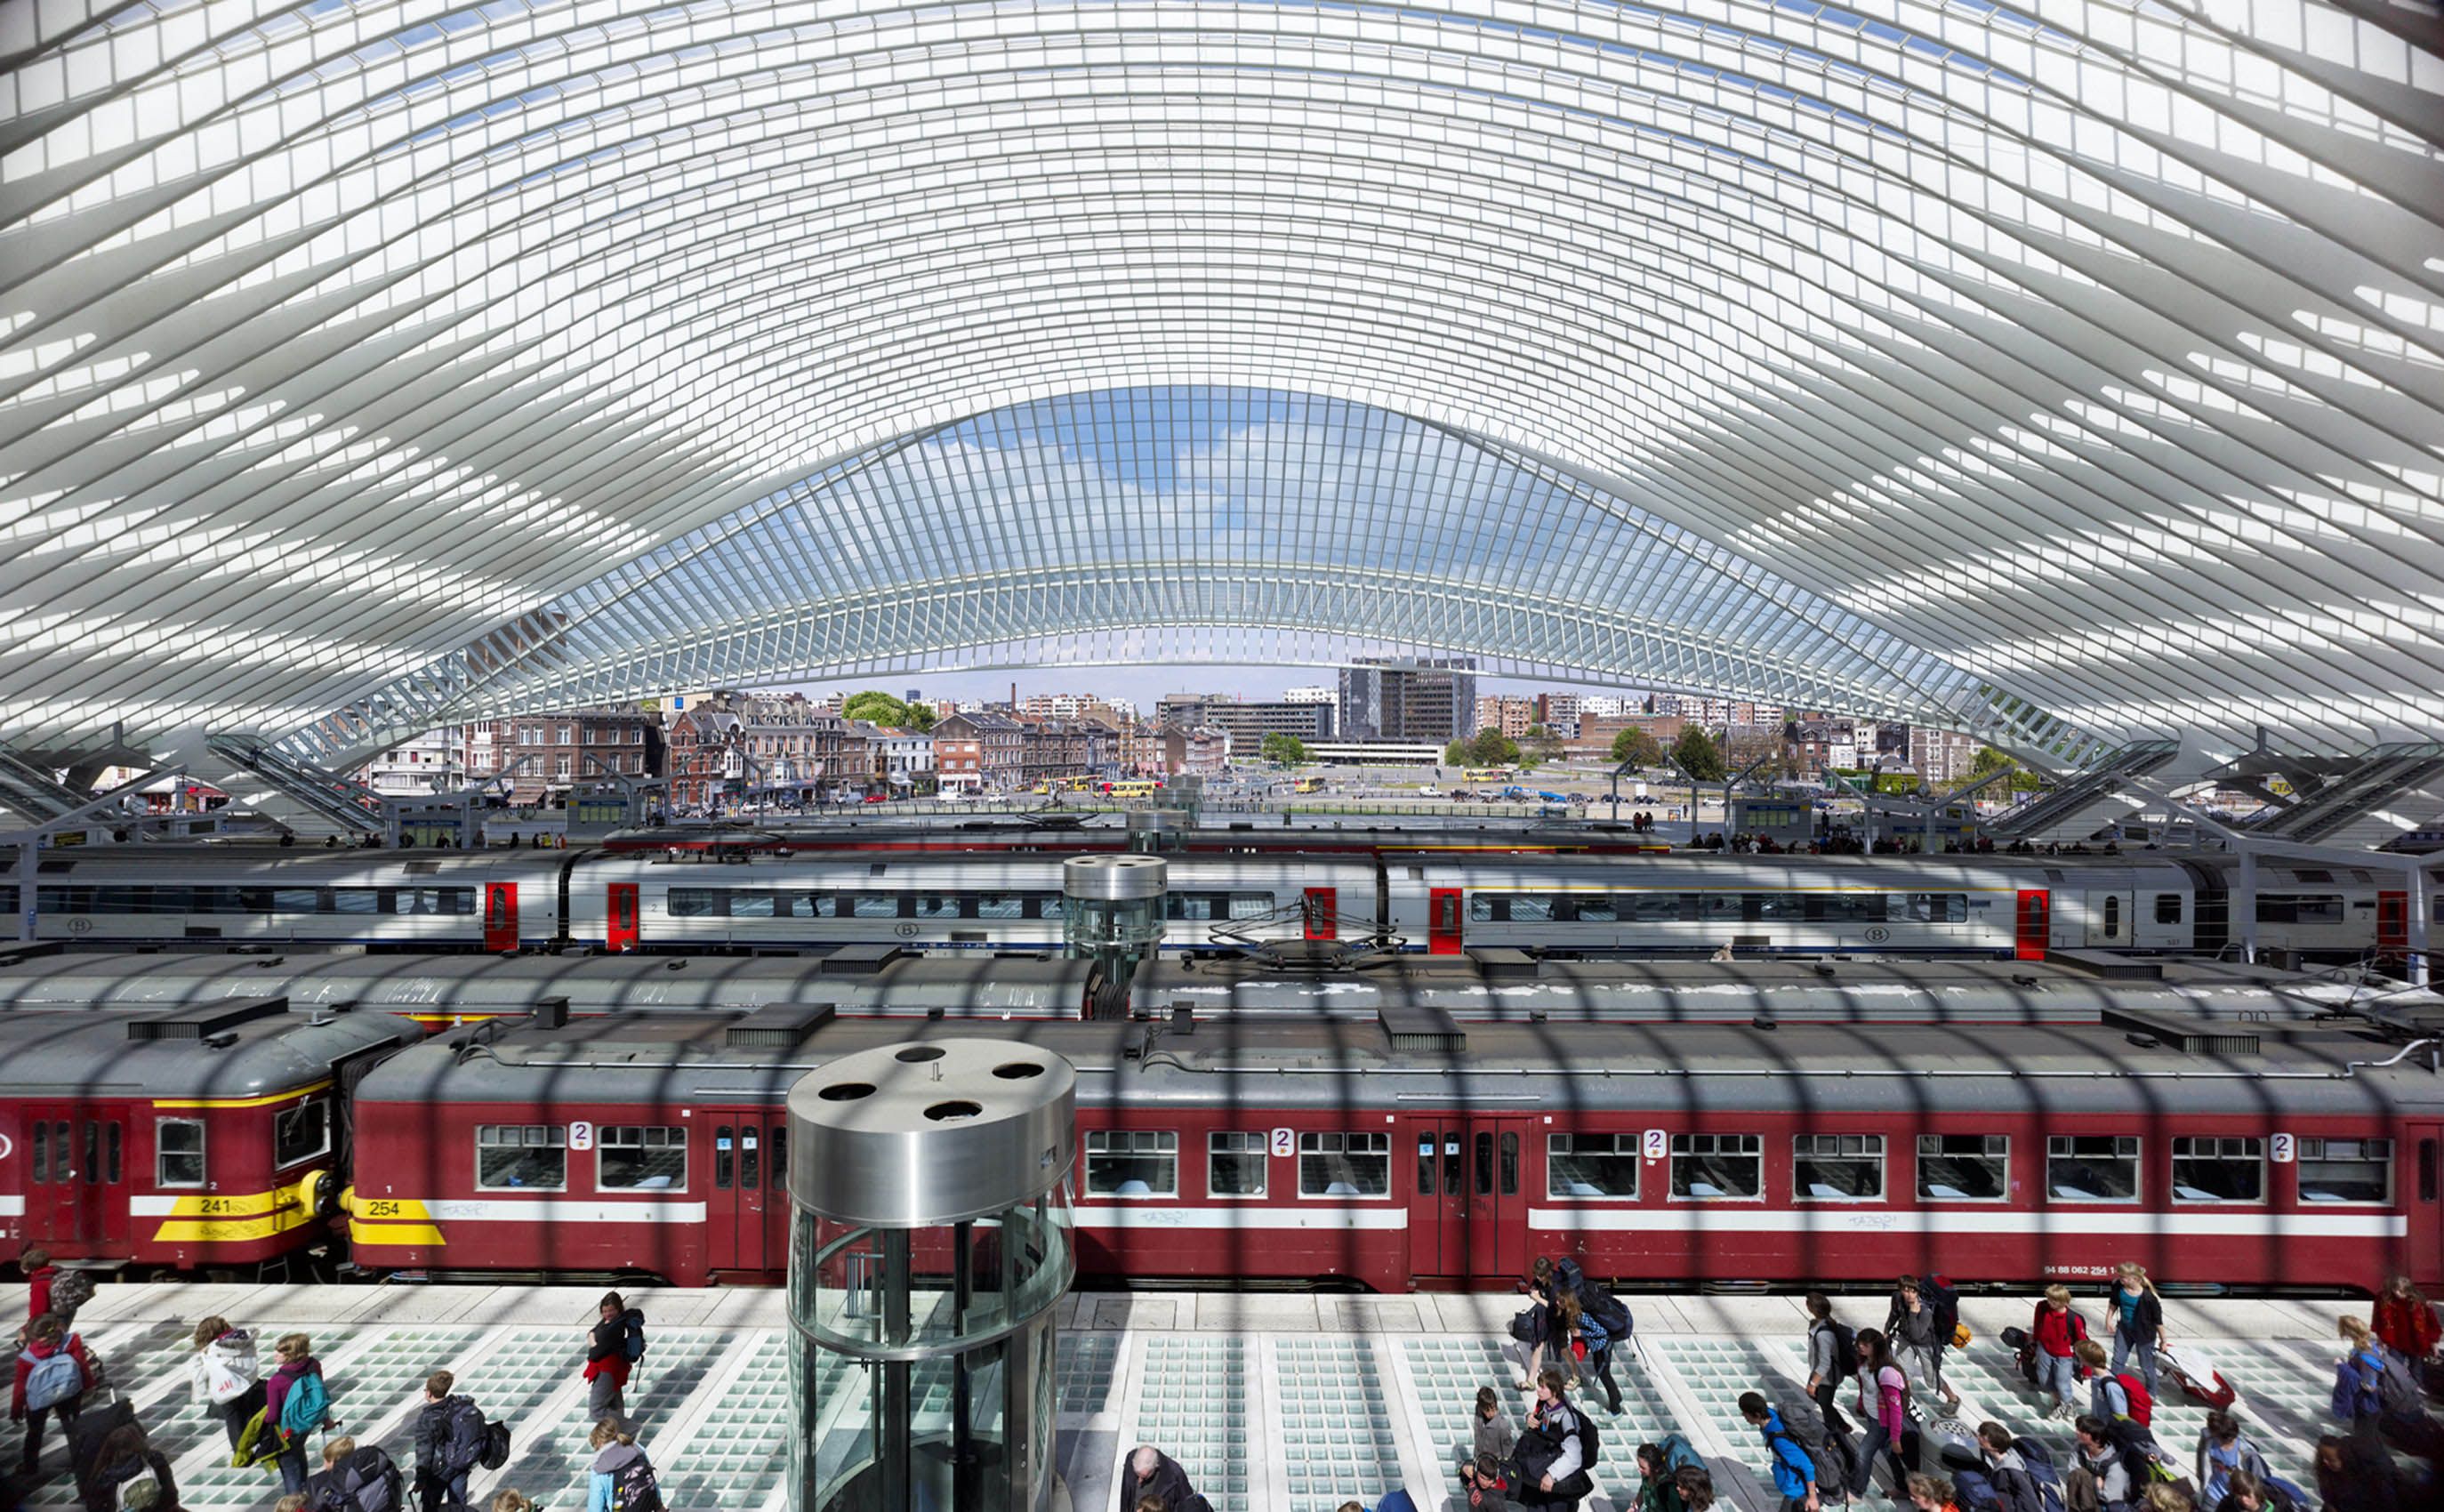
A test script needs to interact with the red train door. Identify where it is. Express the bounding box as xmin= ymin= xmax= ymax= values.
xmin=1302 ymin=888 xmax=1338 ymax=941
xmin=1410 ymin=1122 xmax=1465 ymax=1281
xmin=1428 ymin=889 xmax=1464 ymax=954
xmin=20 ymin=1106 xmax=125 ymax=1253
xmin=606 ymin=884 xmax=639 ymax=953
xmin=2410 ymin=1122 xmax=2444 ymax=1289
xmin=1463 ymin=1118 xmax=1532 ymax=1286
xmin=483 ymin=883 xmax=519 ymax=953
xmin=2015 ymin=889 xmax=2050 ymax=961
xmin=710 ymin=1121 xmax=789 ymax=1275
xmin=2377 ymin=891 xmax=2408 ymax=968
